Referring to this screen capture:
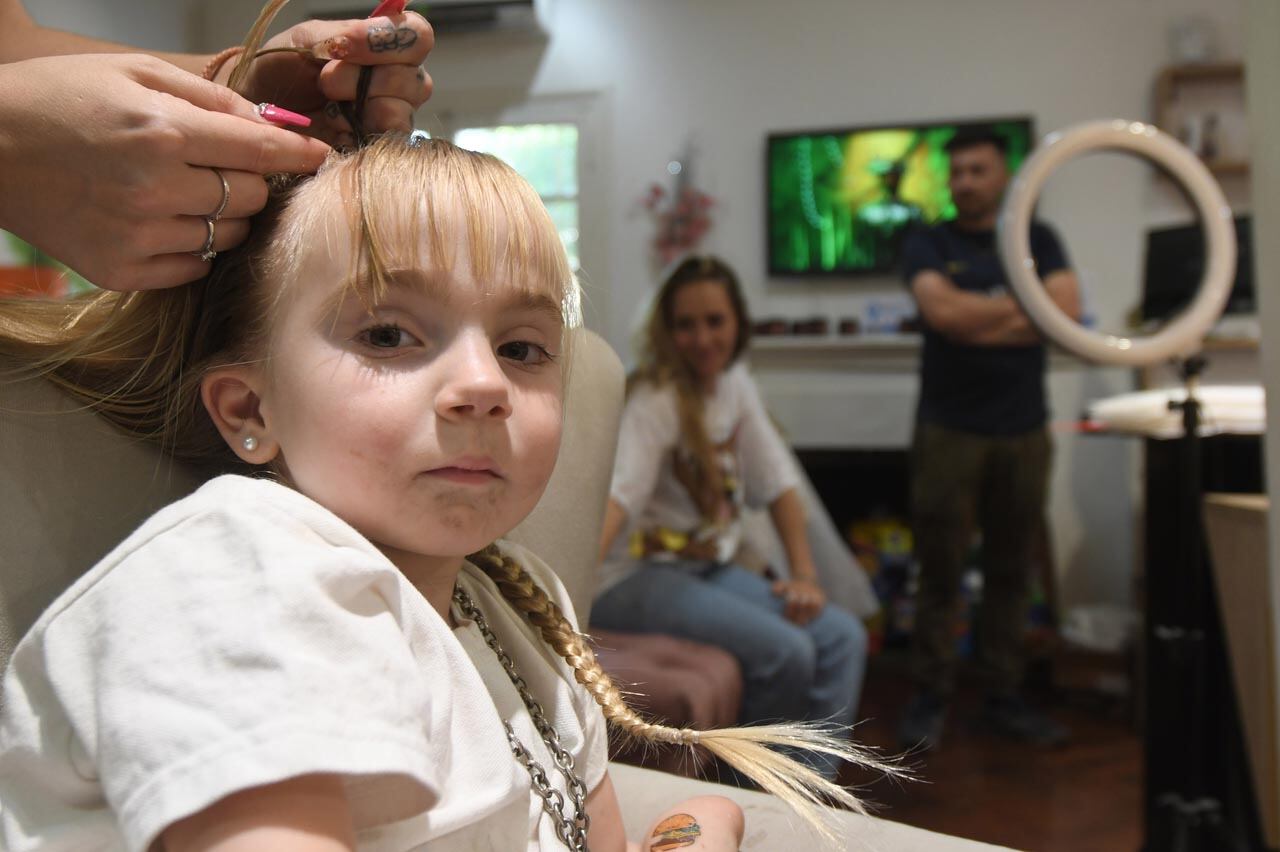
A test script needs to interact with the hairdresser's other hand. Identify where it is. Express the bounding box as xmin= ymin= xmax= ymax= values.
xmin=228 ymin=13 xmax=434 ymax=149
xmin=771 ymin=576 xmax=827 ymax=626
xmin=0 ymin=53 xmax=329 ymax=291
